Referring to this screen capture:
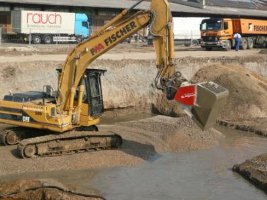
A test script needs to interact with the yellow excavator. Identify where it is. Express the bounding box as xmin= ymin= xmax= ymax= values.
xmin=0 ymin=0 xmax=228 ymax=158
